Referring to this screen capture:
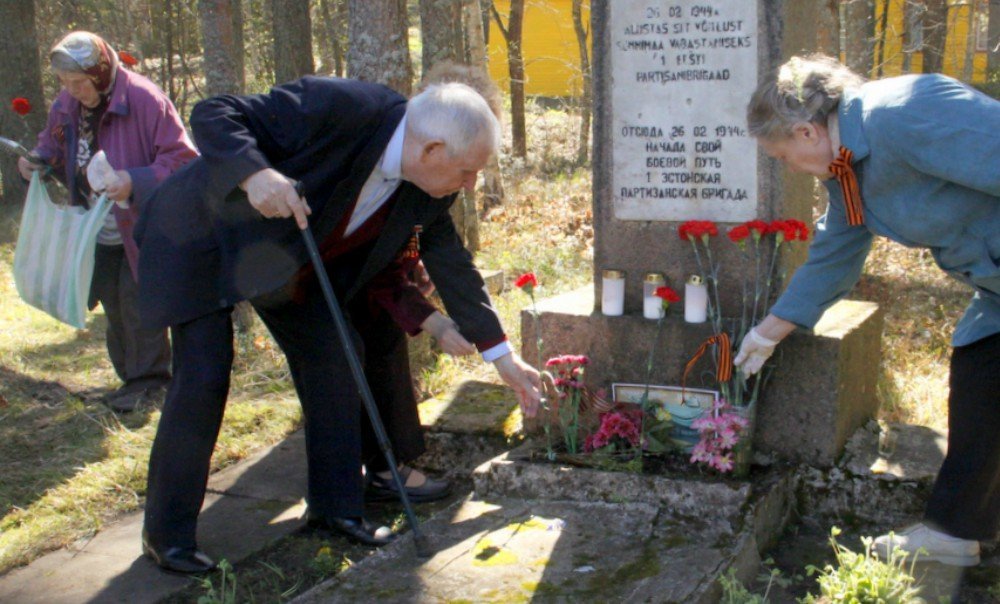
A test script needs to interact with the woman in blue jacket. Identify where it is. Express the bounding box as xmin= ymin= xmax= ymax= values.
xmin=735 ymin=54 xmax=1000 ymax=566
